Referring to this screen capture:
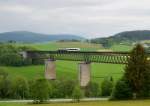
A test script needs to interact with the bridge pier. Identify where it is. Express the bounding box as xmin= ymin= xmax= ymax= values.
xmin=45 ymin=59 xmax=56 ymax=80
xmin=78 ymin=62 xmax=91 ymax=87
